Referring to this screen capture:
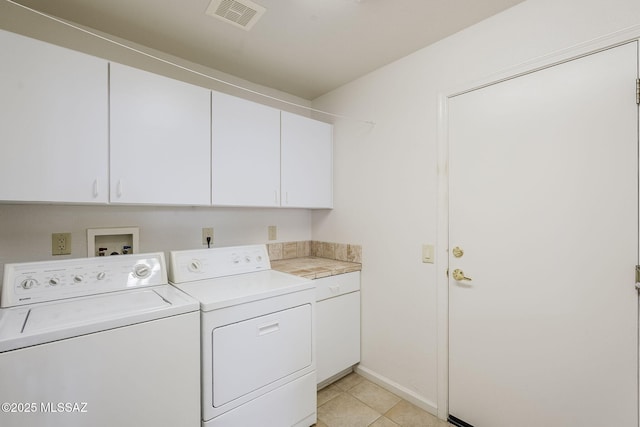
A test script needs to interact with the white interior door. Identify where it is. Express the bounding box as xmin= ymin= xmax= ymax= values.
xmin=448 ymin=42 xmax=639 ymax=427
